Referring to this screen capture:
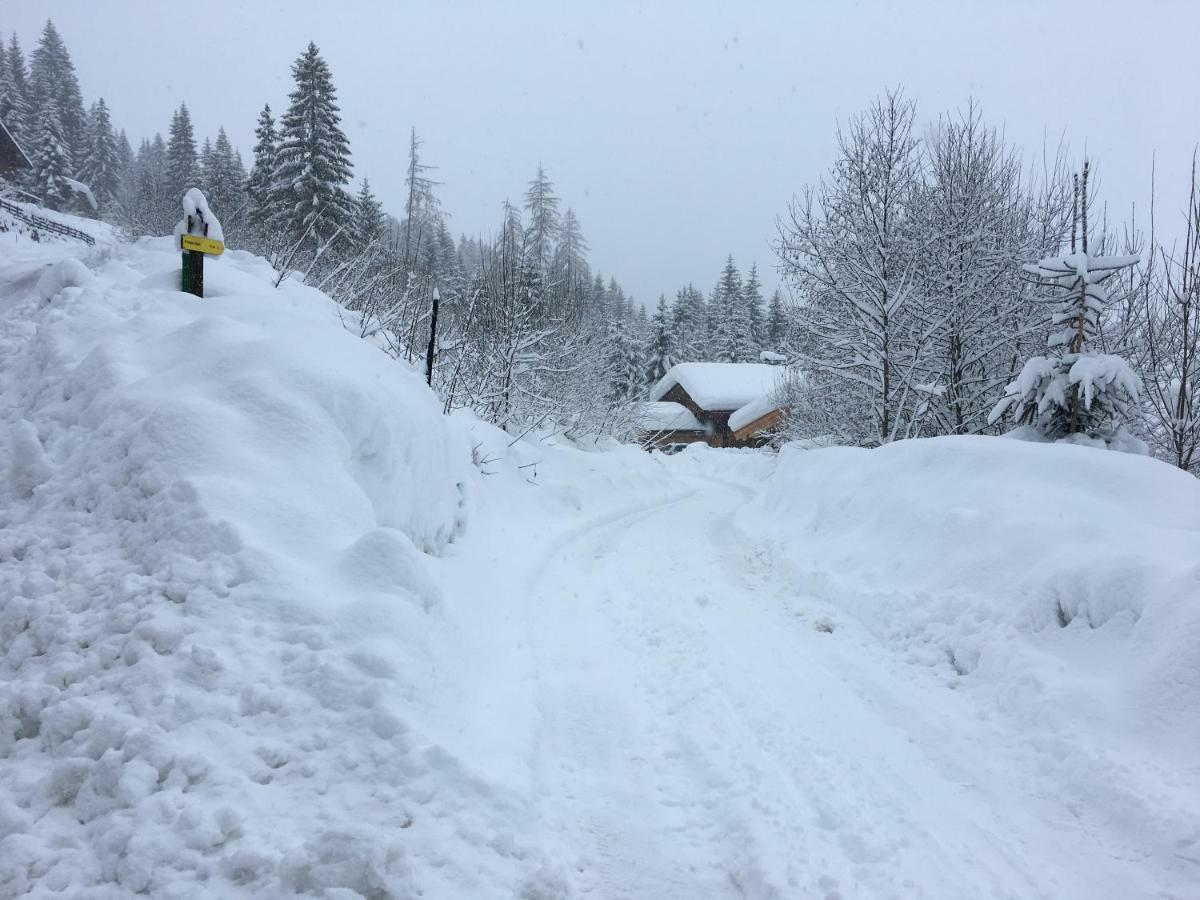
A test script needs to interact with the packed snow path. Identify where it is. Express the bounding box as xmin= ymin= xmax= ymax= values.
xmin=455 ymin=462 xmax=1185 ymax=900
